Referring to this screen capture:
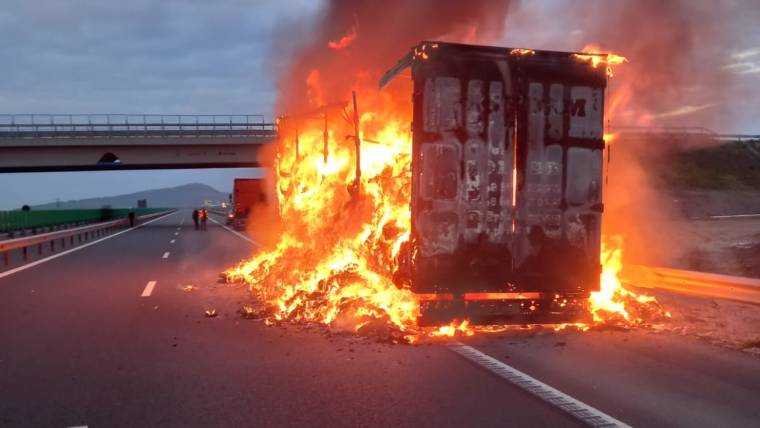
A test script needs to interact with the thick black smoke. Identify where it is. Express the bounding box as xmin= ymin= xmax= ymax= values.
xmin=273 ymin=0 xmax=513 ymax=114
